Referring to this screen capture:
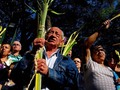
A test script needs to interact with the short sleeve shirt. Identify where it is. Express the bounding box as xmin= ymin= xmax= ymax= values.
xmin=83 ymin=57 xmax=116 ymax=90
